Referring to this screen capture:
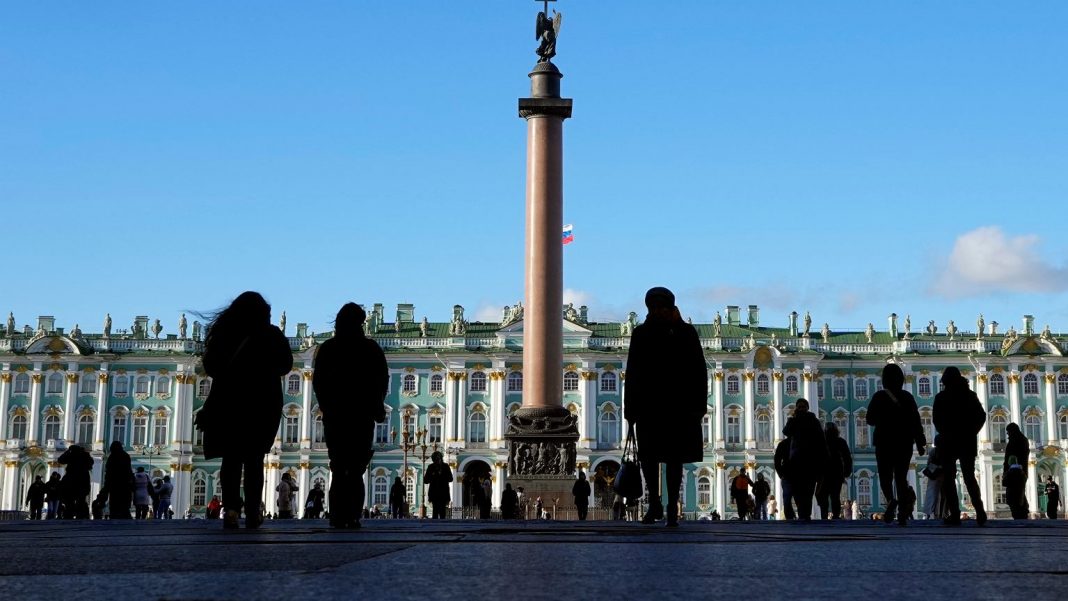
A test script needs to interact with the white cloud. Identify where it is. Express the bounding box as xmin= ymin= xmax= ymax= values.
xmin=473 ymin=304 xmax=503 ymax=323
xmin=694 ymin=284 xmax=798 ymax=312
xmin=931 ymin=226 xmax=1068 ymax=298
xmin=563 ymin=288 xmax=592 ymax=307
